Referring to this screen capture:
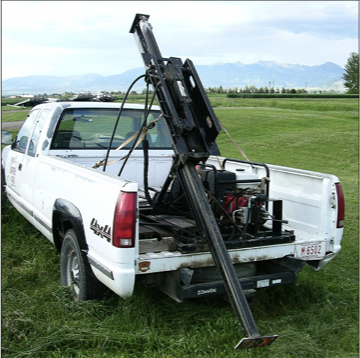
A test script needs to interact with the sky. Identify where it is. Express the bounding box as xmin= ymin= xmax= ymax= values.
xmin=2 ymin=1 xmax=358 ymax=80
